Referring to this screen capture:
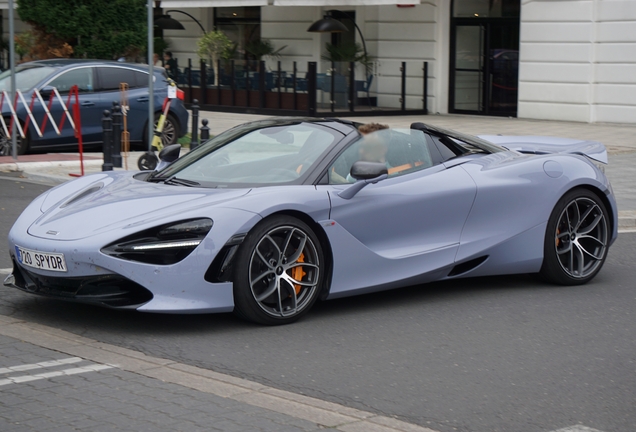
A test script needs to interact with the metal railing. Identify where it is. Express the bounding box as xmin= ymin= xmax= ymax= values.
xmin=177 ymin=59 xmax=429 ymax=117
